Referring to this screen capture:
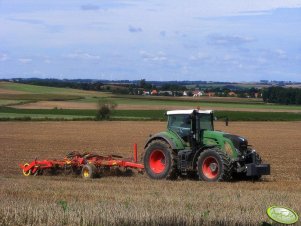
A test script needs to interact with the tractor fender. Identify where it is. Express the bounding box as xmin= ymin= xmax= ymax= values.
xmin=192 ymin=145 xmax=218 ymax=169
xmin=144 ymin=132 xmax=179 ymax=150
